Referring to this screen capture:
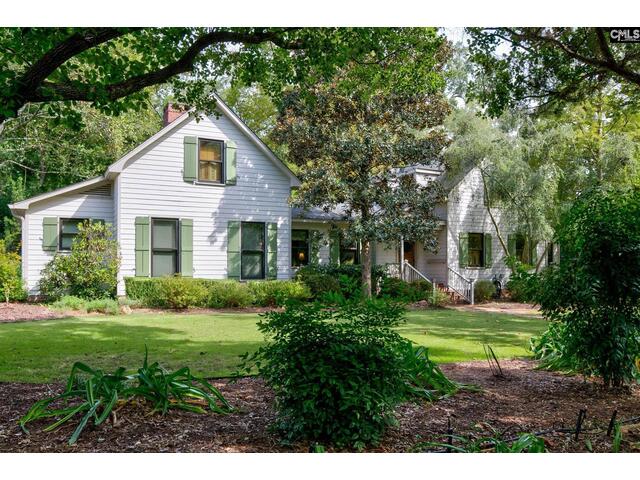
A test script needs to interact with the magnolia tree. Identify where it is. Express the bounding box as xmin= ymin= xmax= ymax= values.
xmin=274 ymin=82 xmax=450 ymax=297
